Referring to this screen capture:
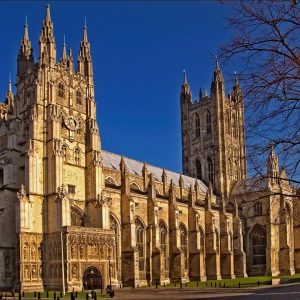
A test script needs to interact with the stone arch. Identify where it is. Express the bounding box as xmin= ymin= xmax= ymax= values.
xmin=110 ymin=213 xmax=121 ymax=279
xmin=130 ymin=182 xmax=141 ymax=192
xmin=105 ymin=176 xmax=118 ymax=188
xmin=82 ymin=266 xmax=103 ymax=290
xmin=71 ymin=206 xmax=85 ymax=227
